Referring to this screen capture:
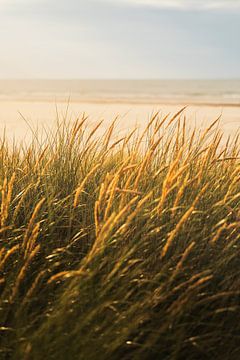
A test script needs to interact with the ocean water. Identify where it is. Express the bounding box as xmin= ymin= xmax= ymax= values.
xmin=0 ymin=79 xmax=240 ymax=105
